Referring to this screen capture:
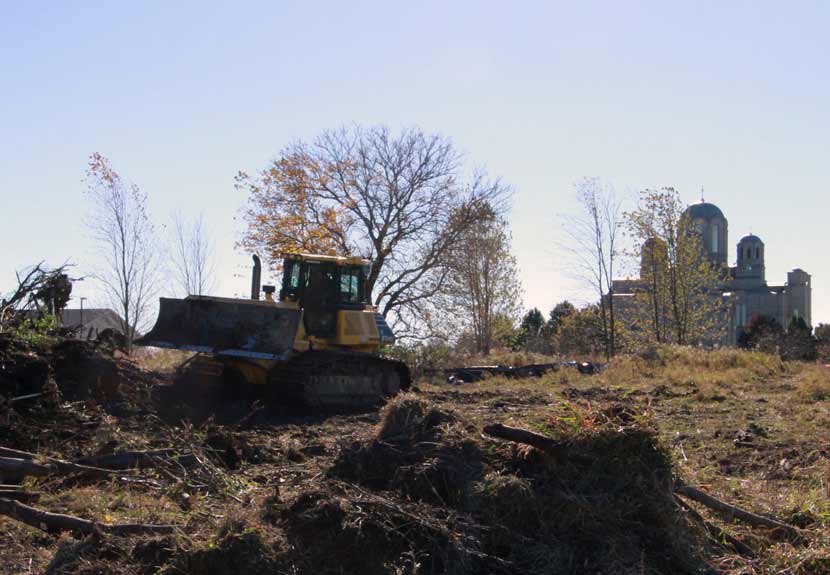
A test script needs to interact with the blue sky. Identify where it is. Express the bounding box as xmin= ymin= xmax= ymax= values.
xmin=1 ymin=1 xmax=828 ymax=324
